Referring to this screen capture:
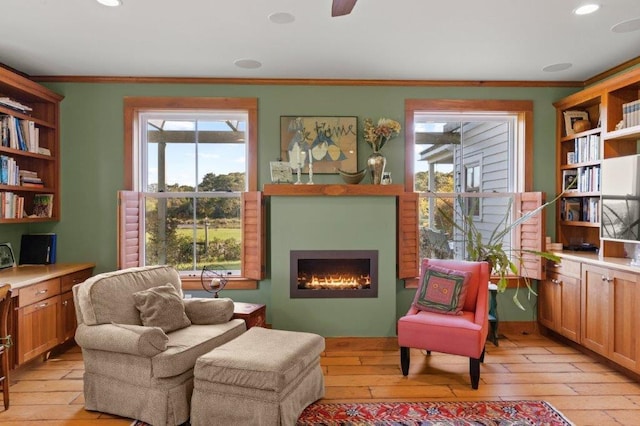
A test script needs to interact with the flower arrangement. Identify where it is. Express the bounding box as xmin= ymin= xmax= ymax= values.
xmin=363 ymin=118 xmax=401 ymax=152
